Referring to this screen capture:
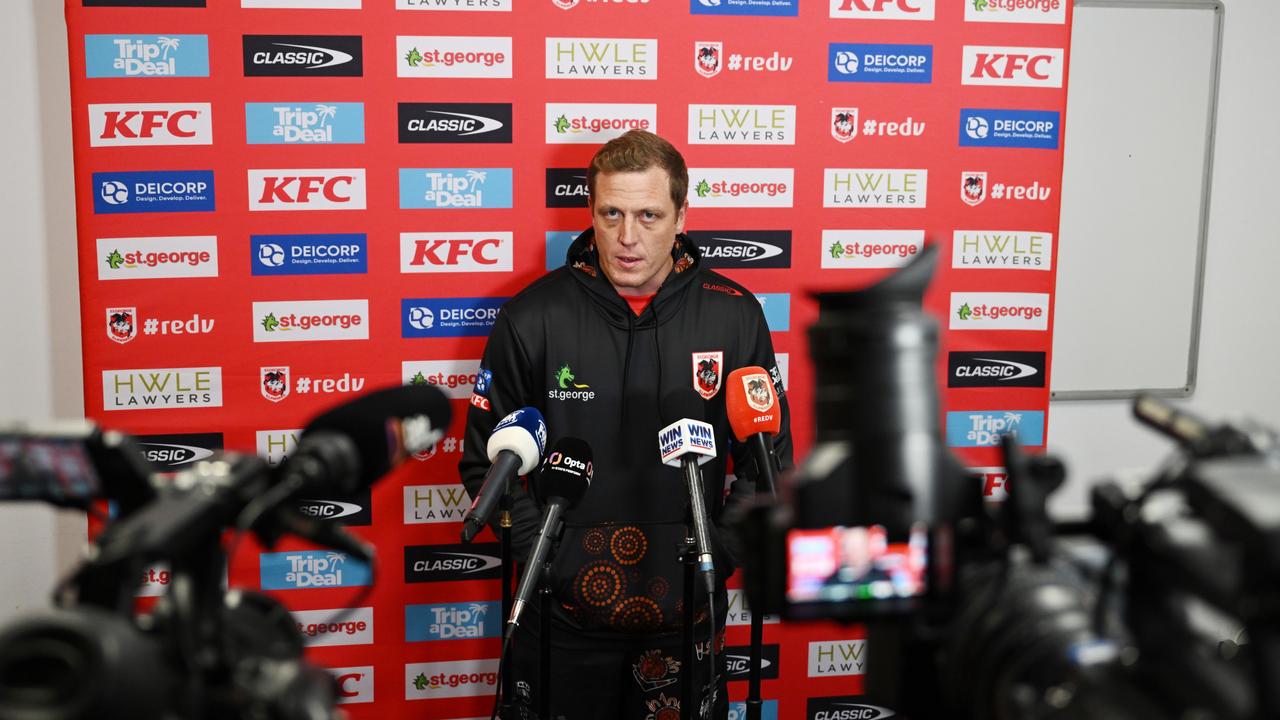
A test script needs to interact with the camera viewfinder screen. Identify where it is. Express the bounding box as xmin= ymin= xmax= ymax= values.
xmin=786 ymin=523 xmax=927 ymax=605
xmin=0 ymin=436 xmax=101 ymax=503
